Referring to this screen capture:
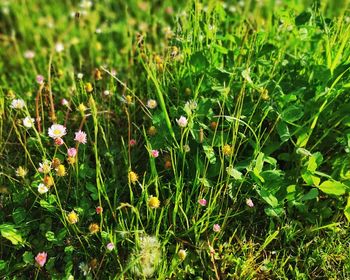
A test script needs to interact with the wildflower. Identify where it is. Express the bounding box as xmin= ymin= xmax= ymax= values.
xmin=246 ymin=198 xmax=254 ymax=208
xmin=35 ymin=252 xmax=47 ymax=267
xmin=55 ymin=42 xmax=64 ymax=52
xmin=67 ymin=210 xmax=78 ymax=224
xmin=164 ymin=160 xmax=172 ymax=169
xmin=88 ymin=223 xmax=100 ymax=234
xmin=222 ymin=144 xmax=232 ymax=156
xmin=61 ymin=98 xmax=69 ymax=106
xmin=106 ymin=242 xmax=115 ymax=251
xmin=129 ymin=139 xmax=137 ymax=147
xmin=77 ymin=73 xmax=84 ymax=79
xmin=130 ymin=235 xmax=161 ymax=278
xmin=16 ymin=166 xmax=28 ymax=178
xmin=178 ymin=249 xmax=187 ymax=261
xmin=148 ymin=196 xmax=160 ymax=209
xmin=43 ymin=175 xmax=54 ymax=187
xmin=124 ymin=95 xmax=133 ymax=105
xmin=150 ymin=150 xmax=159 ymax=158
xmin=51 ymin=158 xmax=61 ymax=168
xmin=24 ymin=50 xmax=35 ymax=59
xmin=54 ymin=137 xmax=64 ymax=146
xmin=184 ymin=100 xmax=197 ymax=111
xmin=128 ymin=171 xmax=138 ymax=184
xmin=38 ymin=183 xmax=49 ymax=194
xmin=198 ymin=198 xmax=207 ymax=207
xmin=96 ymin=206 xmax=103 ymax=214
xmin=103 ymin=90 xmax=110 ymax=96
xmin=79 ymin=262 xmax=90 ymax=276
xmin=67 ymin=157 xmax=76 ymax=165
xmin=183 ymin=145 xmax=190 ymax=152
xmin=78 ymin=103 xmax=87 ymax=113
xmin=10 ymin=99 xmax=25 ymax=110
xmin=213 ymin=224 xmax=221 ymax=232
xmin=38 ymin=160 xmax=51 ymax=174
xmin=148 ymin=126 xmax=157 ymax=136
xmin=176 ymin=116 xmax=188 ymax=128
xmin=74 ymin=130 xmax=87 ymax=144
xmin=56 ymin=164 xmax=66 ymax=177
xmin=147 ymin=99 xmax=157 ymax=109
xmin=94 ymin=68 xmax=102 ymax=80
xmin=36 ymin=75 xmax=44 ymax=84
xmin=48 ymin=124 xmax=67 ymax=139
xmin=67 ymin=148 xmax=77 ymax=157
xmin=85 ymin=82 xmax=93 ymax=92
